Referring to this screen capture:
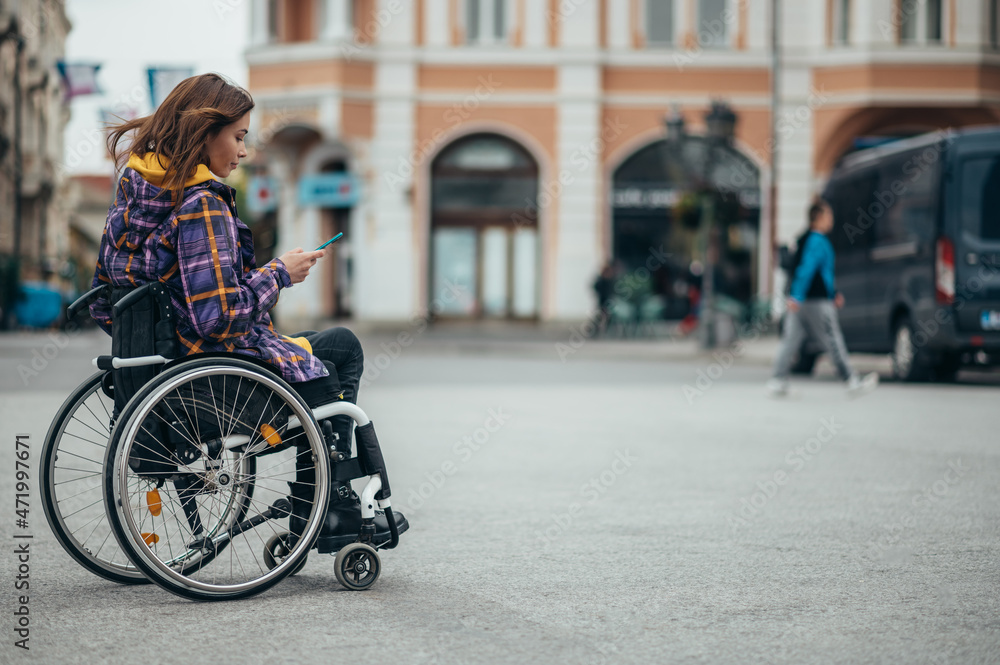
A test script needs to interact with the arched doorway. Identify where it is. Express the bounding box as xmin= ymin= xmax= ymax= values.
xmin=430 ymin=134 xmax=539 ymax=319
xmin=315 ymin=157 xmax=353 ymax=318
xmin=611 ymin=138 xmax=761 ymax=319
xmin=250 ymin=126 xmax=359 ymax=321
